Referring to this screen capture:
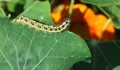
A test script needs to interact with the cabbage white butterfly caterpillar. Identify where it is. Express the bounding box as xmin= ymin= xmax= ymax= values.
xmin=15 ymin=16 xmax=70 ymax=32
